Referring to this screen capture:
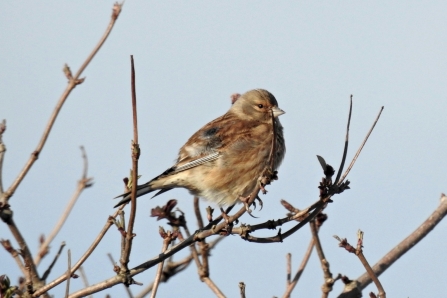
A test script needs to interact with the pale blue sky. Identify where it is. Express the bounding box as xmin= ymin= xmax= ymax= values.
xmin=1 ymin=1 xmax=447 ymax=297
